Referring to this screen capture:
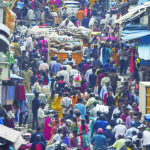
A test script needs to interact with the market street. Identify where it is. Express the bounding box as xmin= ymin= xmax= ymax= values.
xmin=0 ymin=0 xmax=150 ymax=149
